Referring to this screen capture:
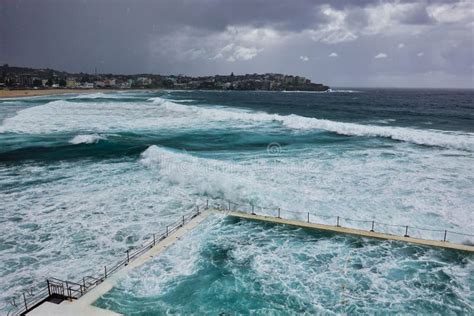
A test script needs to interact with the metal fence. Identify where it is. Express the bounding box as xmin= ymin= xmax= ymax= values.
xmin=8 ymin=200 xmax=473 ymax=315
xmin=8 ymin=206 xmax=202 ymax=316
xmin=217 ymin=201 xmax=474 ymax=246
